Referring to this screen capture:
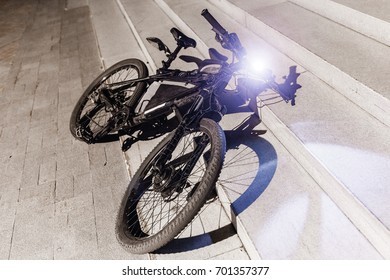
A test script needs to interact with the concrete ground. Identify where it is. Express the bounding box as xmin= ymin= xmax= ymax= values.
xmin=1 ymin=0 xmax=389 ymax=260
xmin=147 ymin=0 xmax=388 ymax=259
xmin=0 ymin=0 xmax=248 ymax=259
